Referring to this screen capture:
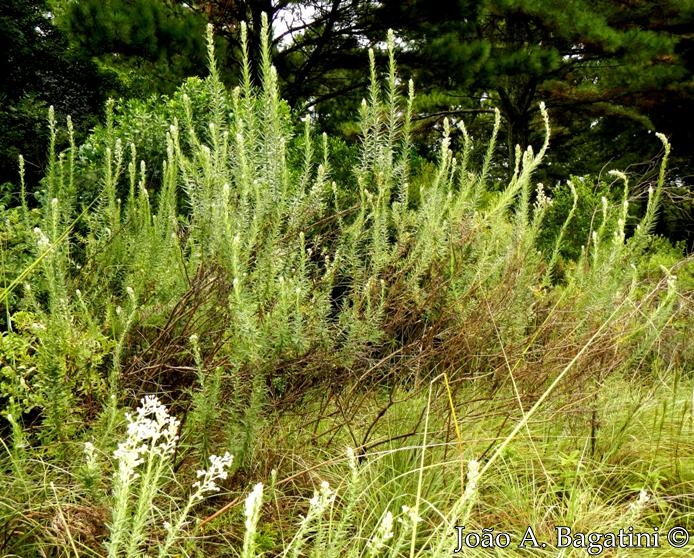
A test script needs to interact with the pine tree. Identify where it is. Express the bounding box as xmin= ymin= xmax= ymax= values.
xmin=372 ymin=0 xmax=693 ymax=179
xmin=55 ymin=0 xmax=208 ymax=96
